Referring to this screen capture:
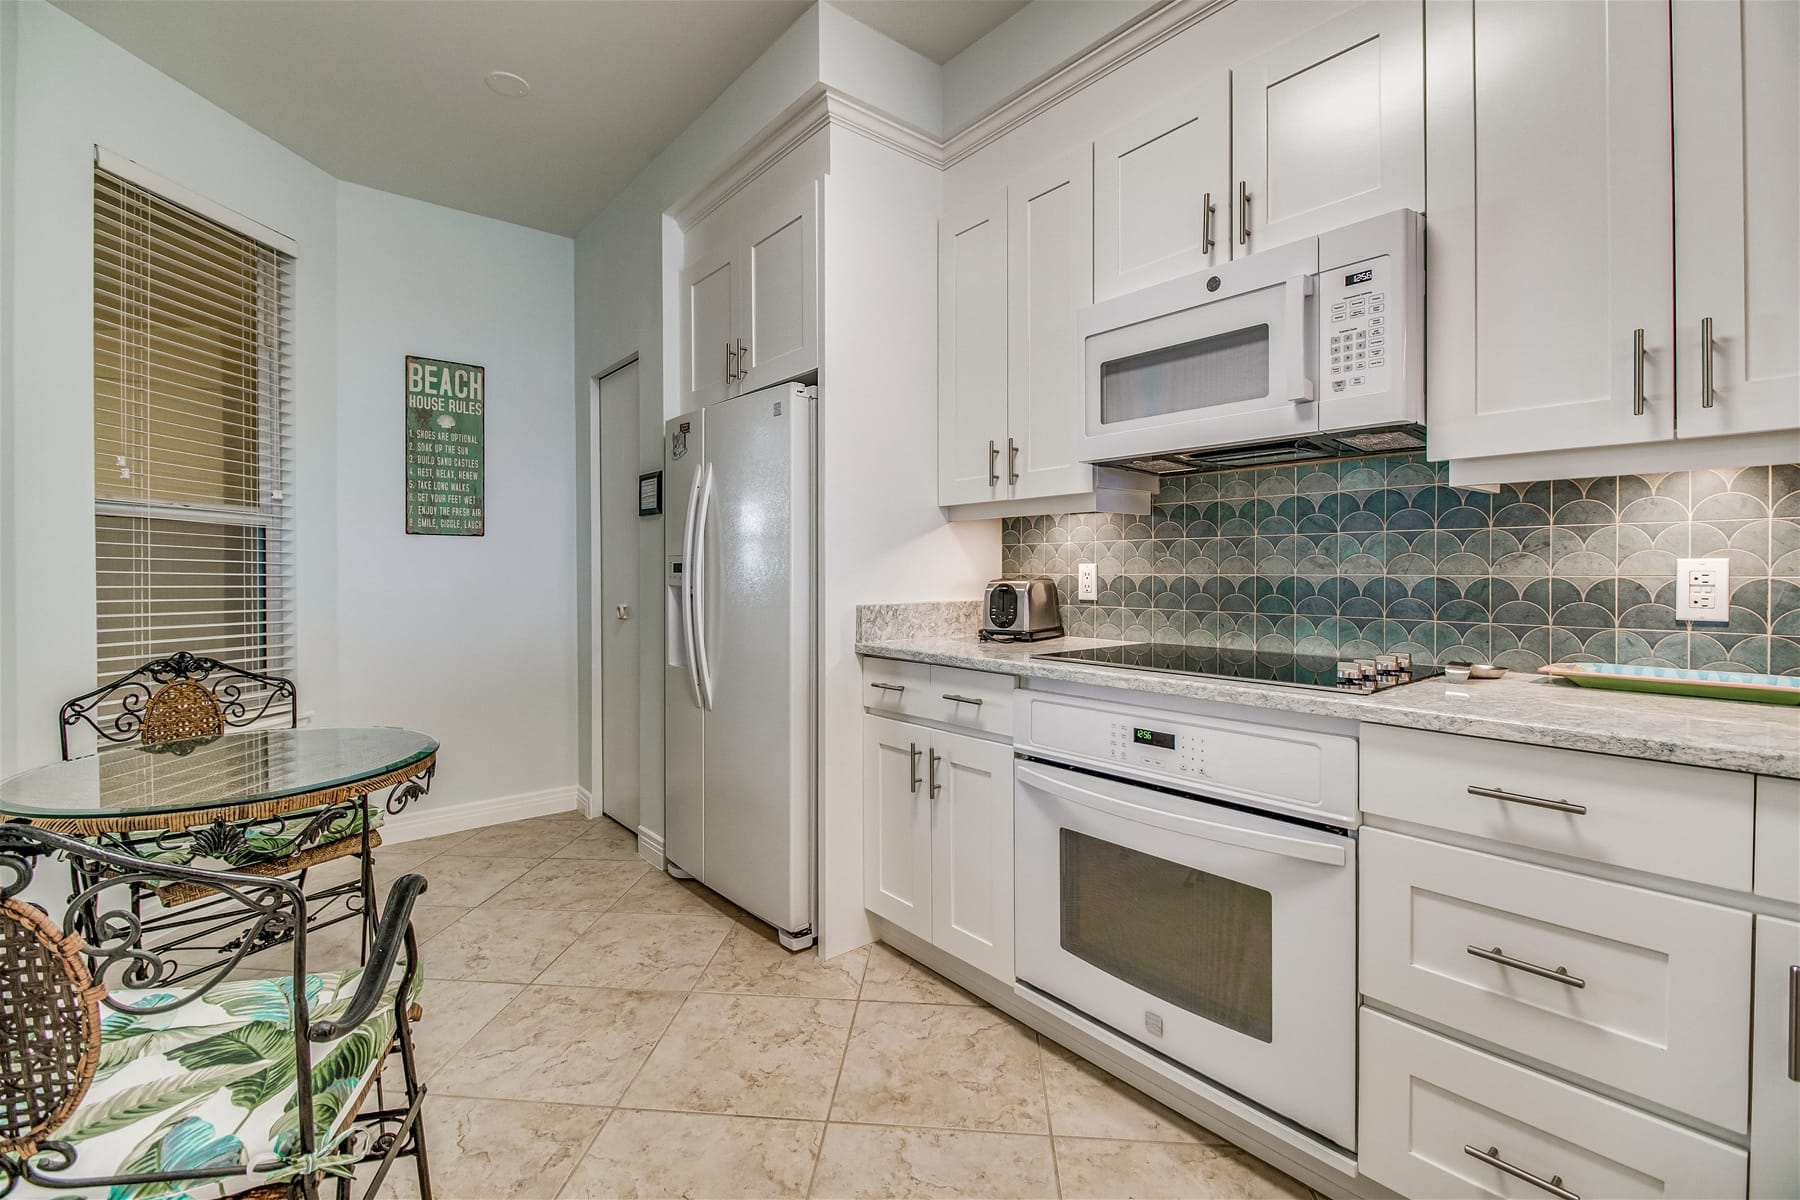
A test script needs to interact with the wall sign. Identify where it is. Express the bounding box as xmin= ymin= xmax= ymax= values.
xmin=405 ymin=355 xmax=485 ymax=536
